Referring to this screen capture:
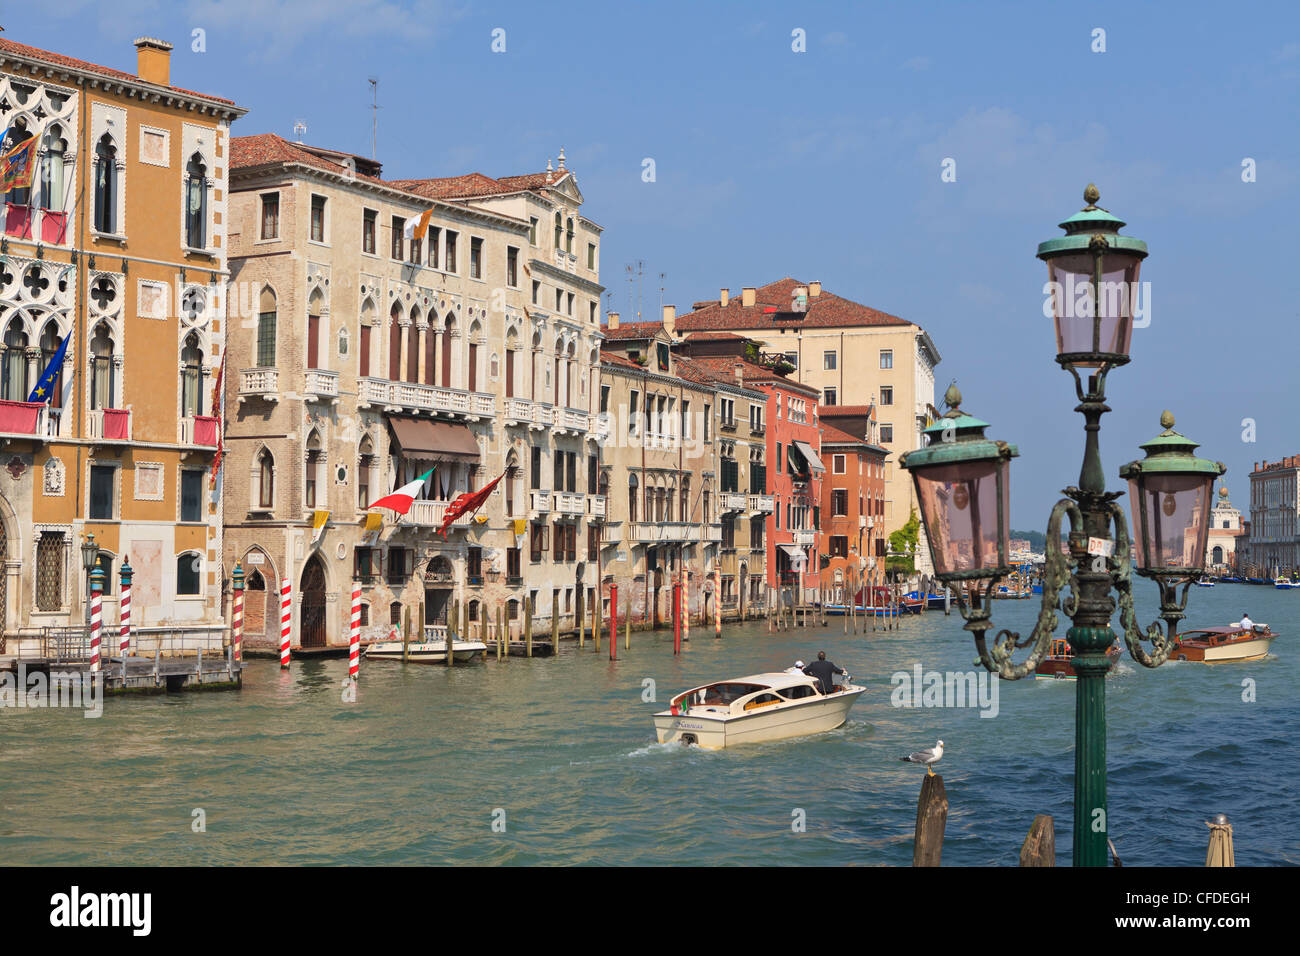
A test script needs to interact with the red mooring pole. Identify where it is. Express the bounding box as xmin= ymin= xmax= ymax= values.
xmin=673 ymin=582 xmax=682 ymax=655
xmin=609 ymin=583 xmax=618 ymax=662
